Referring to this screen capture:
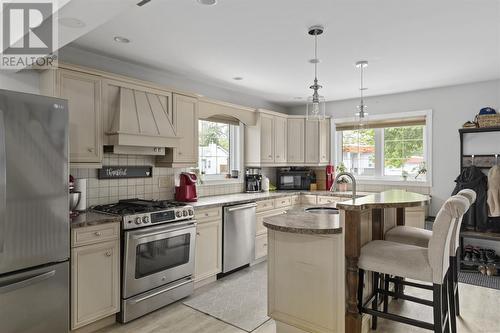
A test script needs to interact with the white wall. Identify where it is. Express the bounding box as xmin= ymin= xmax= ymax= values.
xmin=288 ymin=80 xmax=500 ymax=215
xmin=0 ymin=70 xmax=40 ymax=94
xmin=58 ymin=45 xmax=286 ymax=113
